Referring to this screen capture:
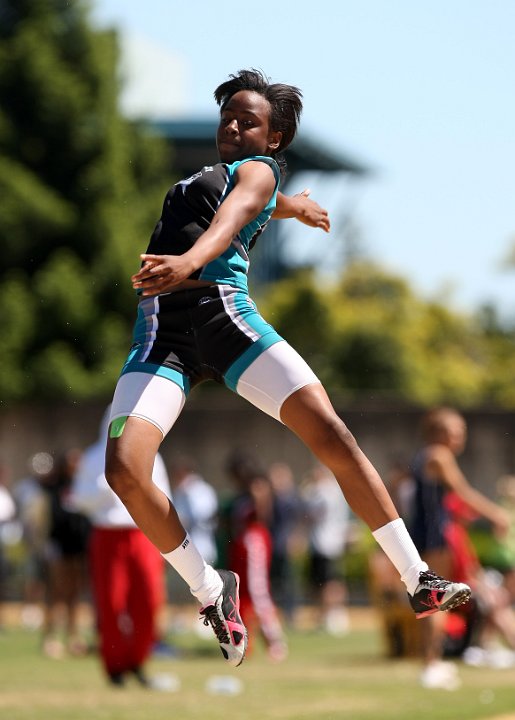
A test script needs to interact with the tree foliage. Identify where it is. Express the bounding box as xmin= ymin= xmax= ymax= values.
xmin=259 ymin=262 xmax=515 ymax=408
xmin=1 ymin=1 xmax=513 ymax=410
xmin=0 ymin=0 xmax=169 ymax=404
